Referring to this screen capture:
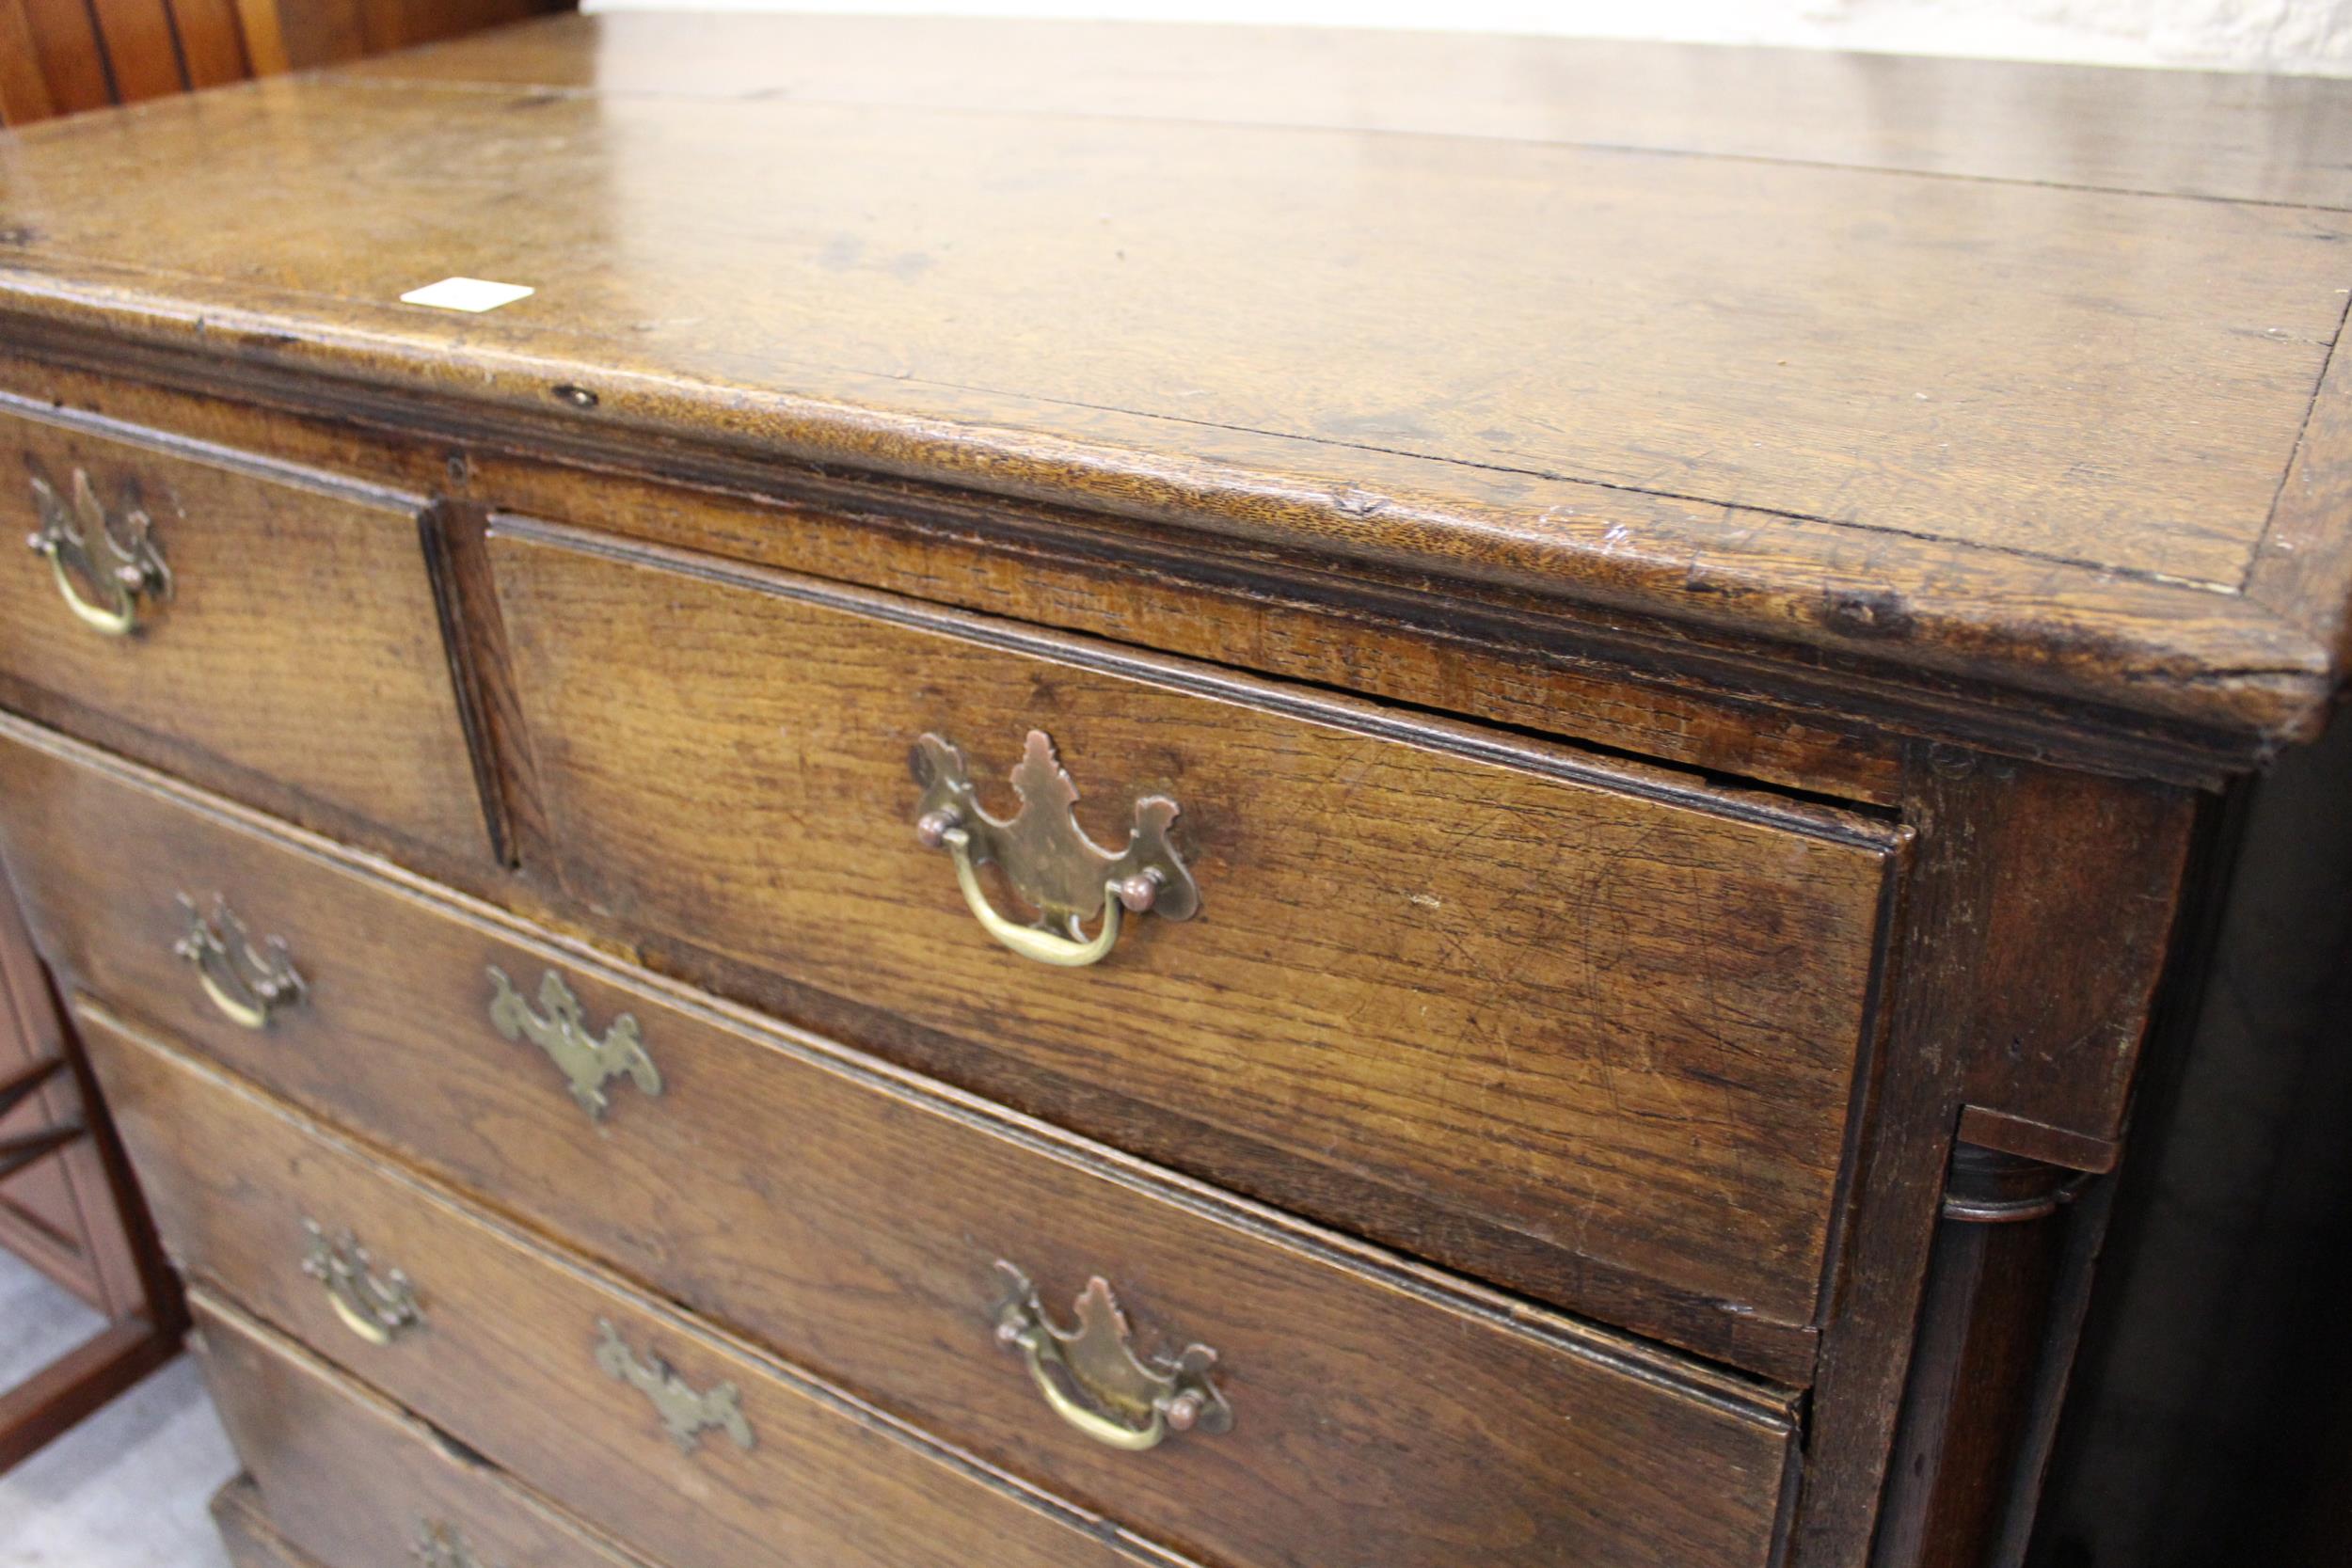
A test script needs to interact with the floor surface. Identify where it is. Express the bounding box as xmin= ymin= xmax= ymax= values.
xmin=0 ymin=1250 xmax=234 ymax=1568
